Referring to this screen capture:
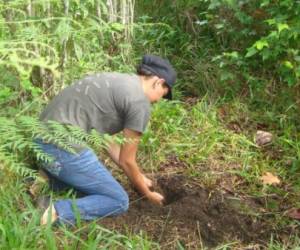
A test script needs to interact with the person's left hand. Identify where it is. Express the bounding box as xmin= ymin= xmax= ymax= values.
xmin=142 ymin=174 xmax=153 ymax=189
